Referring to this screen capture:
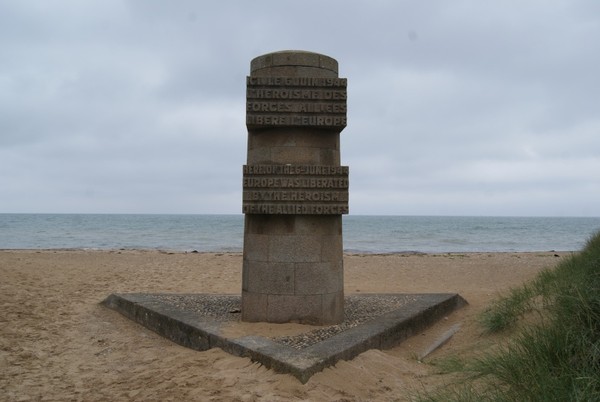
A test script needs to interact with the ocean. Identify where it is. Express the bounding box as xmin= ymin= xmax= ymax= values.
xmin=1 ymin=214 xmax=599 ymax=253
